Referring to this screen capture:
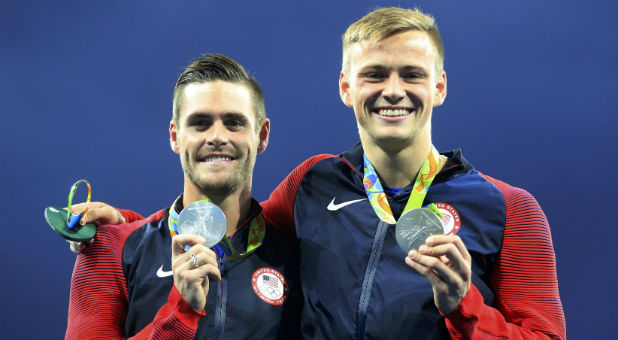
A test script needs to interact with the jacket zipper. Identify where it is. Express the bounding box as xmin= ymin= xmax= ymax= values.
xmin=214 ymin=257 xmax=227 ymax=339
xmin=356 ymin=220 xmax=389 ymax=340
